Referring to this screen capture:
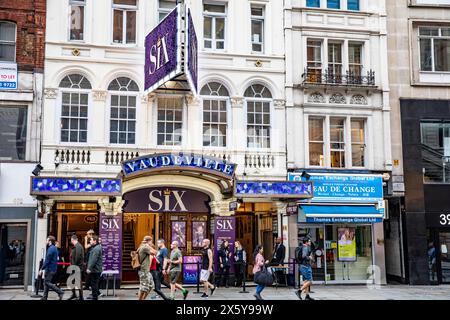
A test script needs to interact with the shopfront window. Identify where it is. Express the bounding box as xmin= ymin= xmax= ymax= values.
xmin=0 ymin=223 xmax=27 ymax=286
xmin=325 ymin=225 xmax=373 ymax=282
xmin=421 ymin=121 xmax=450 ymax=183
xmin=0 ymin=106 xmax=27 ymax=160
